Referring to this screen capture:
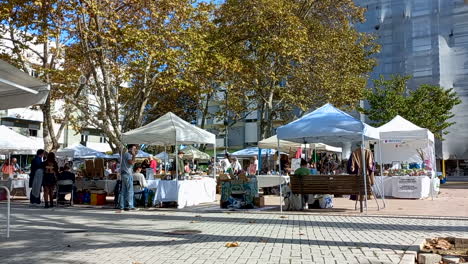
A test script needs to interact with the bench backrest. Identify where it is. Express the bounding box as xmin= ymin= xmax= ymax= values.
xmin=290 ymin=174 xmax=372 ymax=195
